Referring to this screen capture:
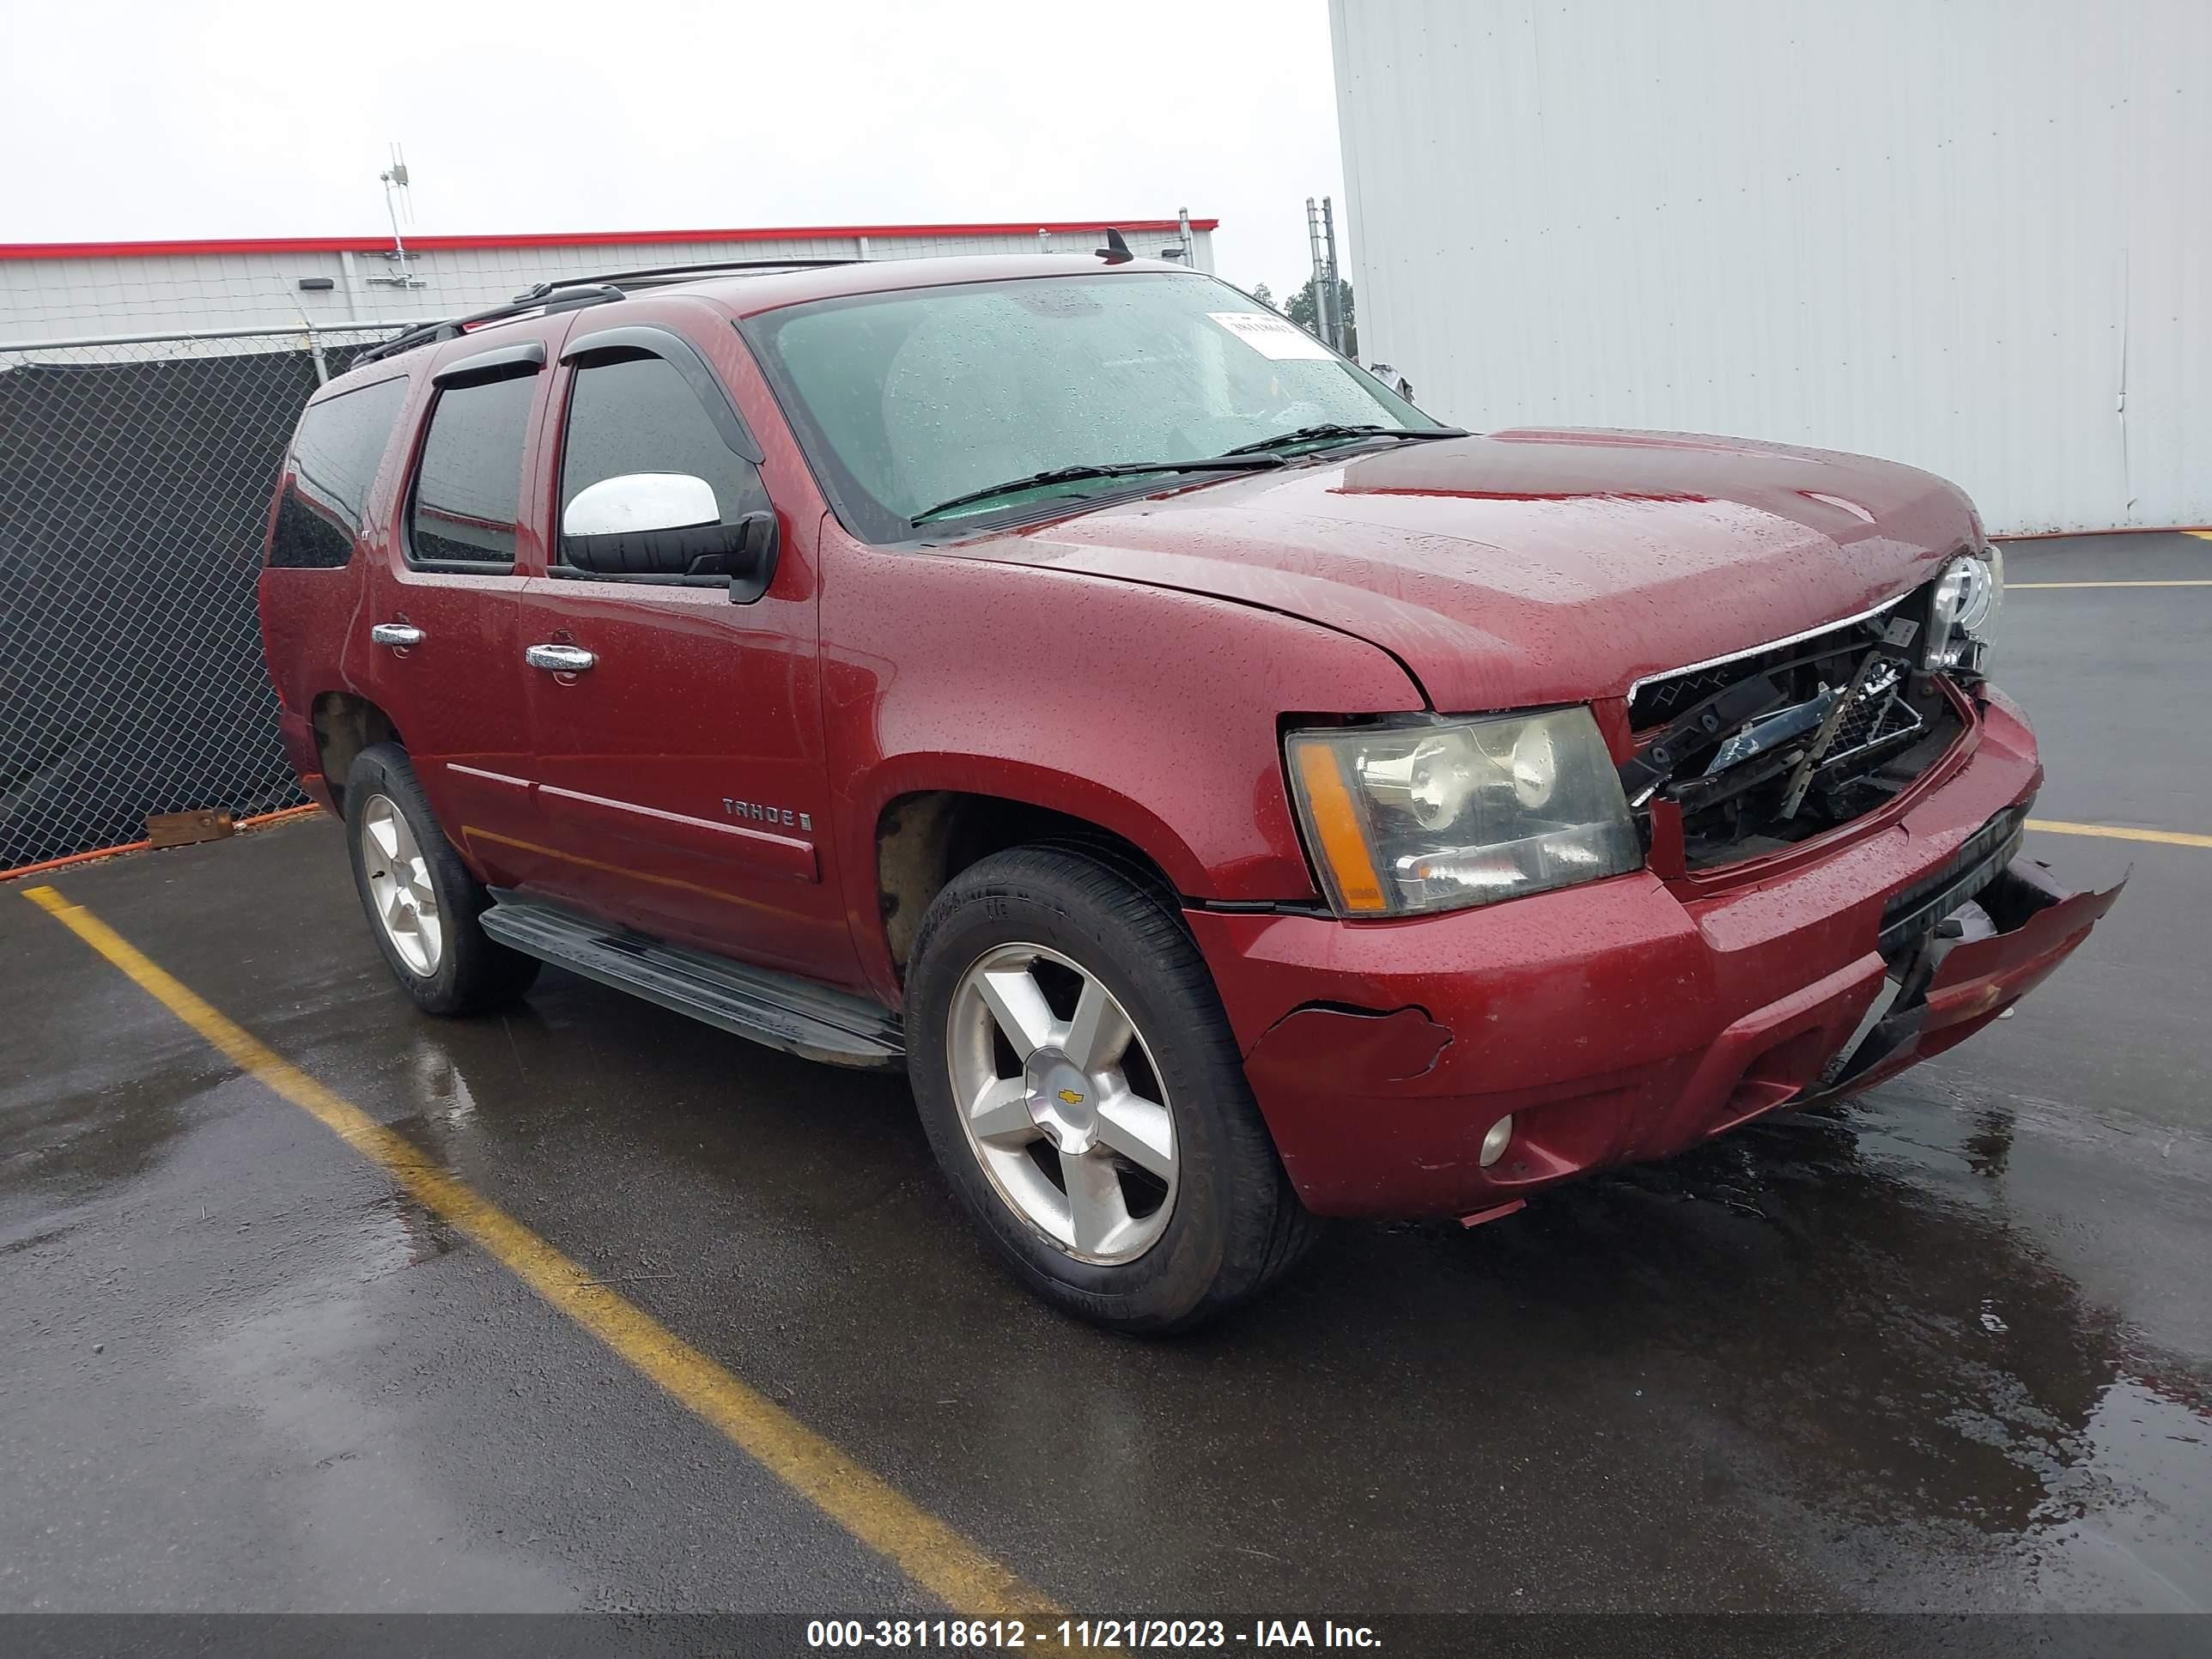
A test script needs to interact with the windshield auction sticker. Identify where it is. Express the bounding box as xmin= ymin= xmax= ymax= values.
xmin=1208 ymin=311 xmax=1337 ymax=361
